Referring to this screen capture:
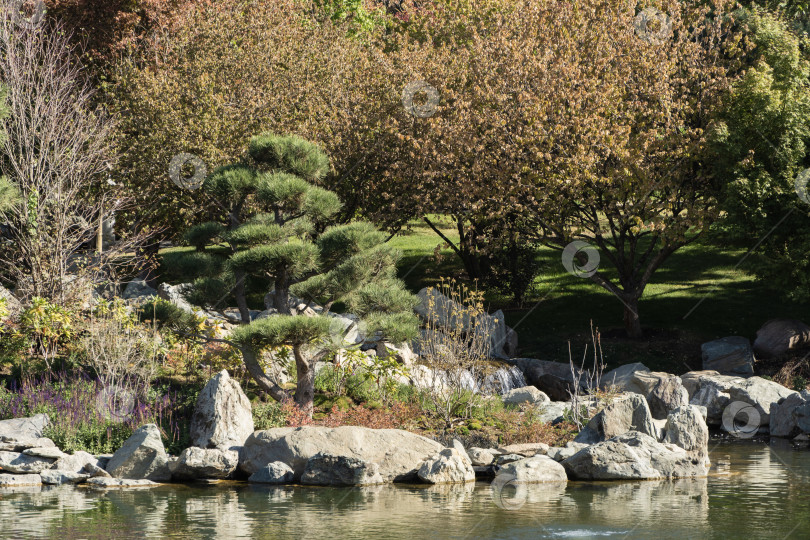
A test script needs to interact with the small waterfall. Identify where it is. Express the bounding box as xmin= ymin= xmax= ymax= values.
xmin=484 ymin=365 xmax=527 ymax=395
